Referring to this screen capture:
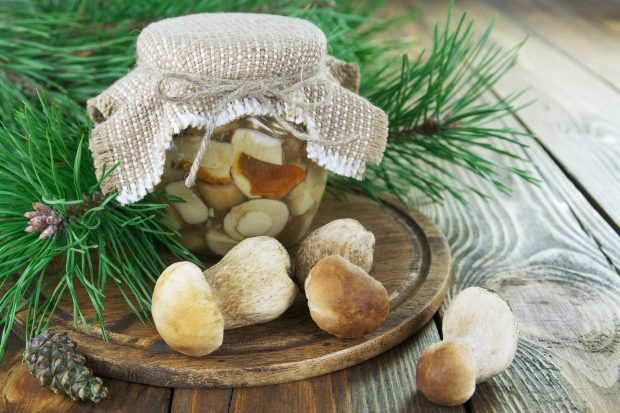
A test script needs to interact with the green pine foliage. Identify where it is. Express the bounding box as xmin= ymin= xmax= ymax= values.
xmin=0 ymin=96 xmax=195 ymax=359
xmin=0 ymin=0 xmax=534 ymax=360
